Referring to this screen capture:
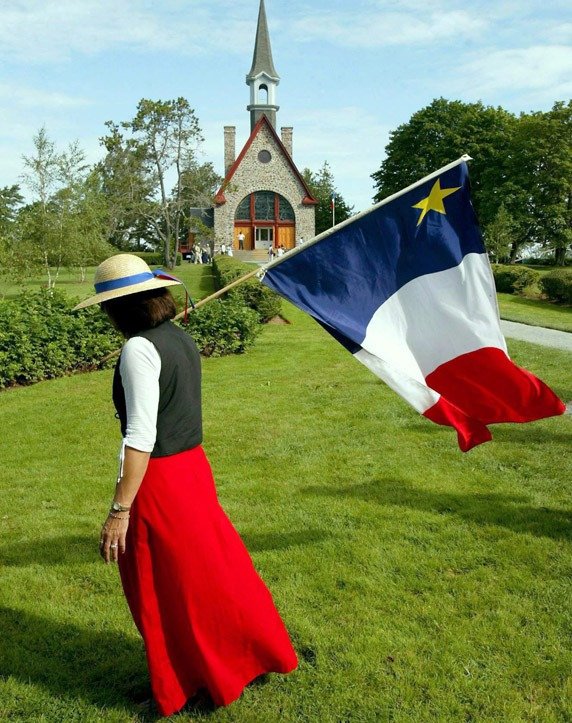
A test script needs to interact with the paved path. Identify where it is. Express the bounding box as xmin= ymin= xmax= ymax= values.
xmin=501 ymin=320 xmax=572 ymax=352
